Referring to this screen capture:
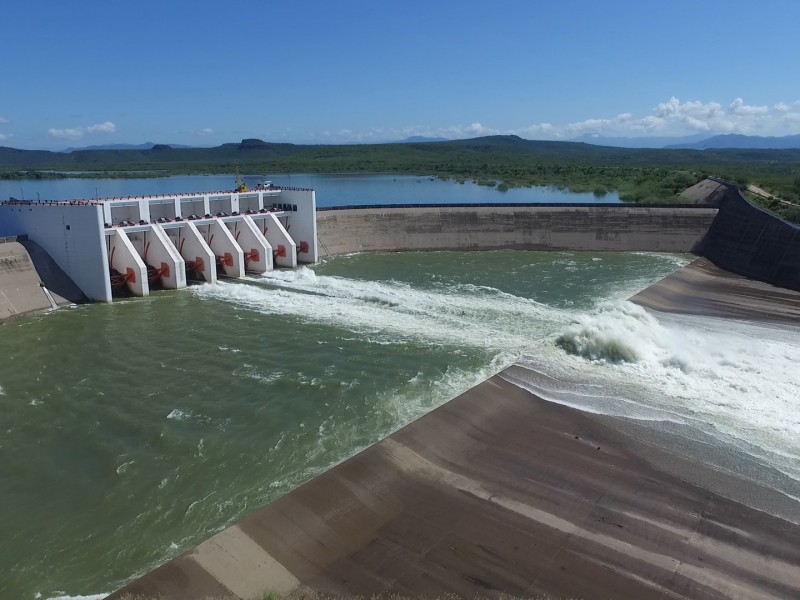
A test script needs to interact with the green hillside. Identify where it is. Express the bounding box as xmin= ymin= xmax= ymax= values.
xmin=2 ymin=136 xmax=800 ymax=218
